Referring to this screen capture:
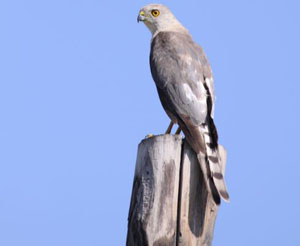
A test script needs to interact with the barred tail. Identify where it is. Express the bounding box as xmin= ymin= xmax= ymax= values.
xmin=197 ymin=125 xmax=230 ymax=205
